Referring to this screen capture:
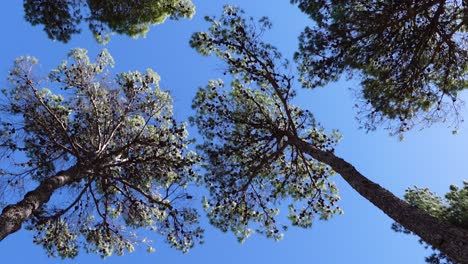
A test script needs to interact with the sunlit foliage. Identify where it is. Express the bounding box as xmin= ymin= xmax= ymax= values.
xmin=190 ymin=5 xmax=342 ymax=242
xmin=0 ymin=48 xmax=202 ymax=258
xmin=24 ymin=0 xmax=195 ymax=43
